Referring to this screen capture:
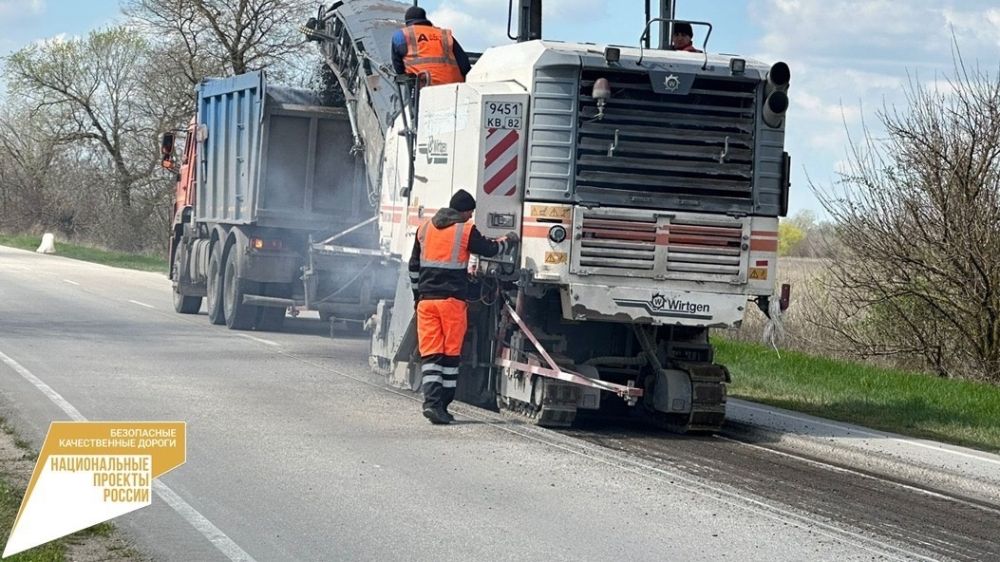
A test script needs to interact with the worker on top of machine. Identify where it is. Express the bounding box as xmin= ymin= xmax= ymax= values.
xmin=391 ymin=6 xmax=472 ymax=87
xmin=671 ymin=22 xmax=701 ymax=53
xmin=409 ymin=189 xmax=518 ymax=425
